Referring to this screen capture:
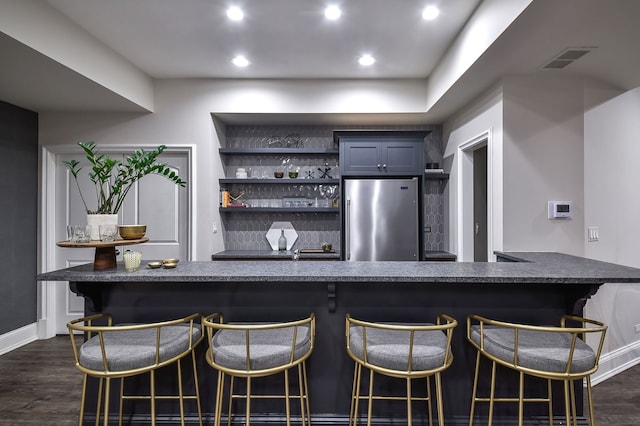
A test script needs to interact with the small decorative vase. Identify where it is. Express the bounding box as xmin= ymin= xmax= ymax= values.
xmin=86 ymin=214 xmax=118 ymax=241
xmin=278 ymin=229 xmax=287 ymax=251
